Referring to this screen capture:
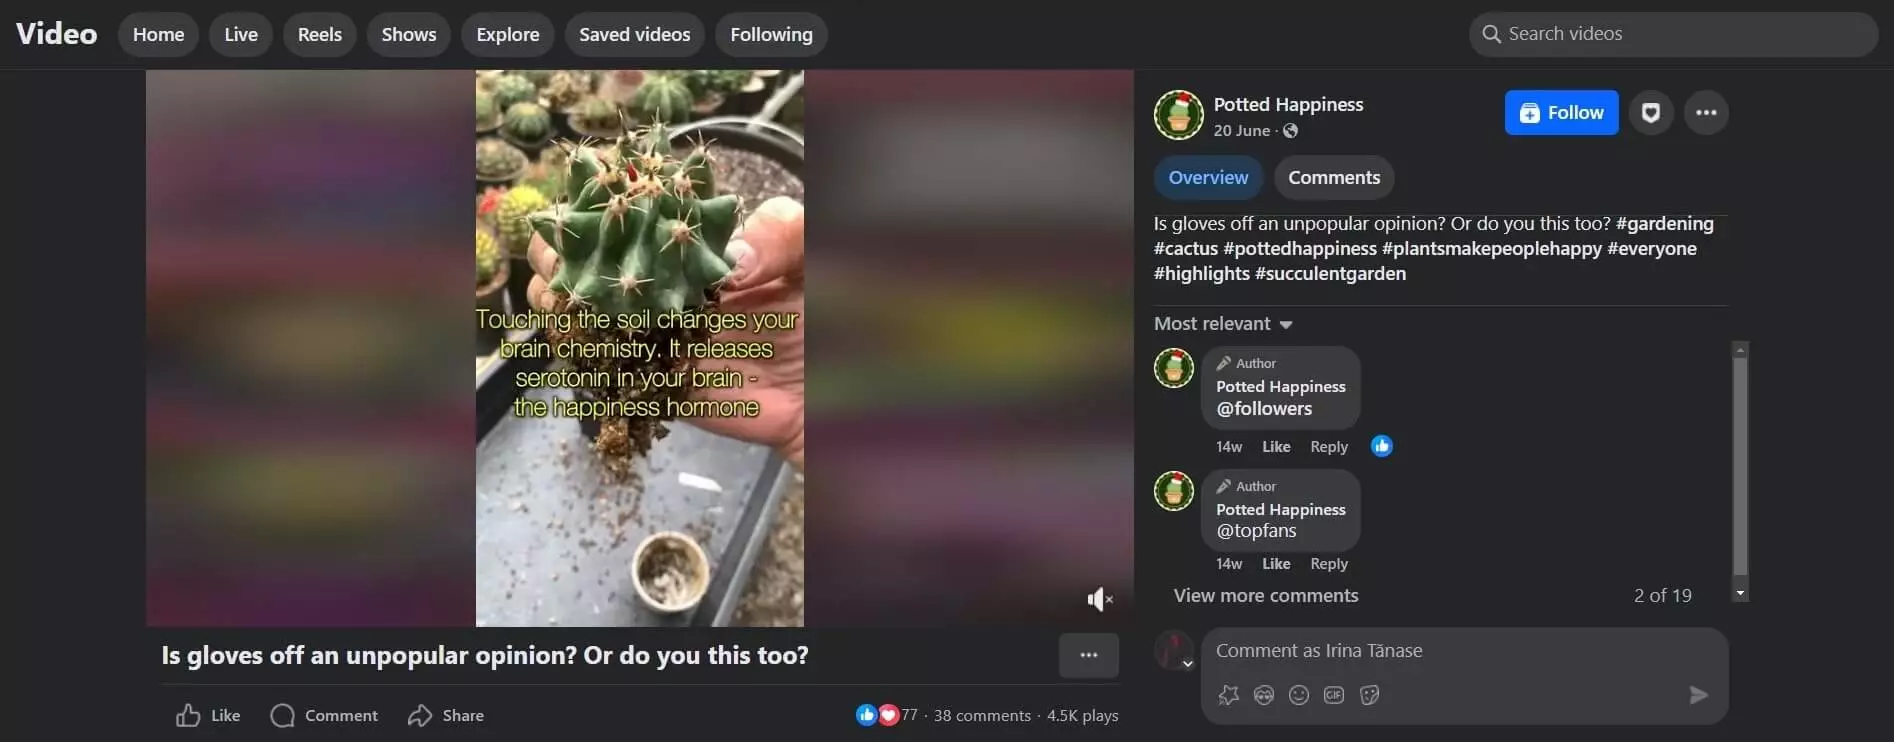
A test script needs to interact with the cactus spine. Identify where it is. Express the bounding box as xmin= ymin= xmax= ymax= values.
xmin=502 ymin=102 xmax=552 ymax=144
xmin=491 ymin=73 xmax=537 ymax=110
xmin=629 ymin=72 xmax=692 ymax=124
xmin=495 ymin=186 xmax=549 ymax=255
xmin=528 ymin=124 xmax=740 ymax=314
xmin=542 ymin=70 xmax=596 ymax=111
